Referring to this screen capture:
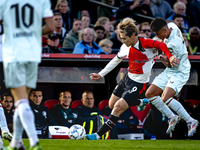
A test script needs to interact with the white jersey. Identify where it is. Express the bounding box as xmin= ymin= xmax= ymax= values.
xmin=164 ymin=22 xmax=190 ymax=75
xmin=0 ymin=25 xmax=2 ymax=62
xmin=0 ymin=0 xmax=53 ymax=63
